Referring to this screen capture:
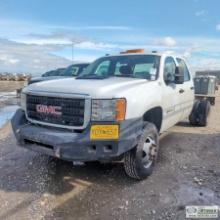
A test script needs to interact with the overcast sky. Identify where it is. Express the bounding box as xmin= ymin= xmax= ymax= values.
xmin=0 ymin=0 xmax=220 ymax=74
